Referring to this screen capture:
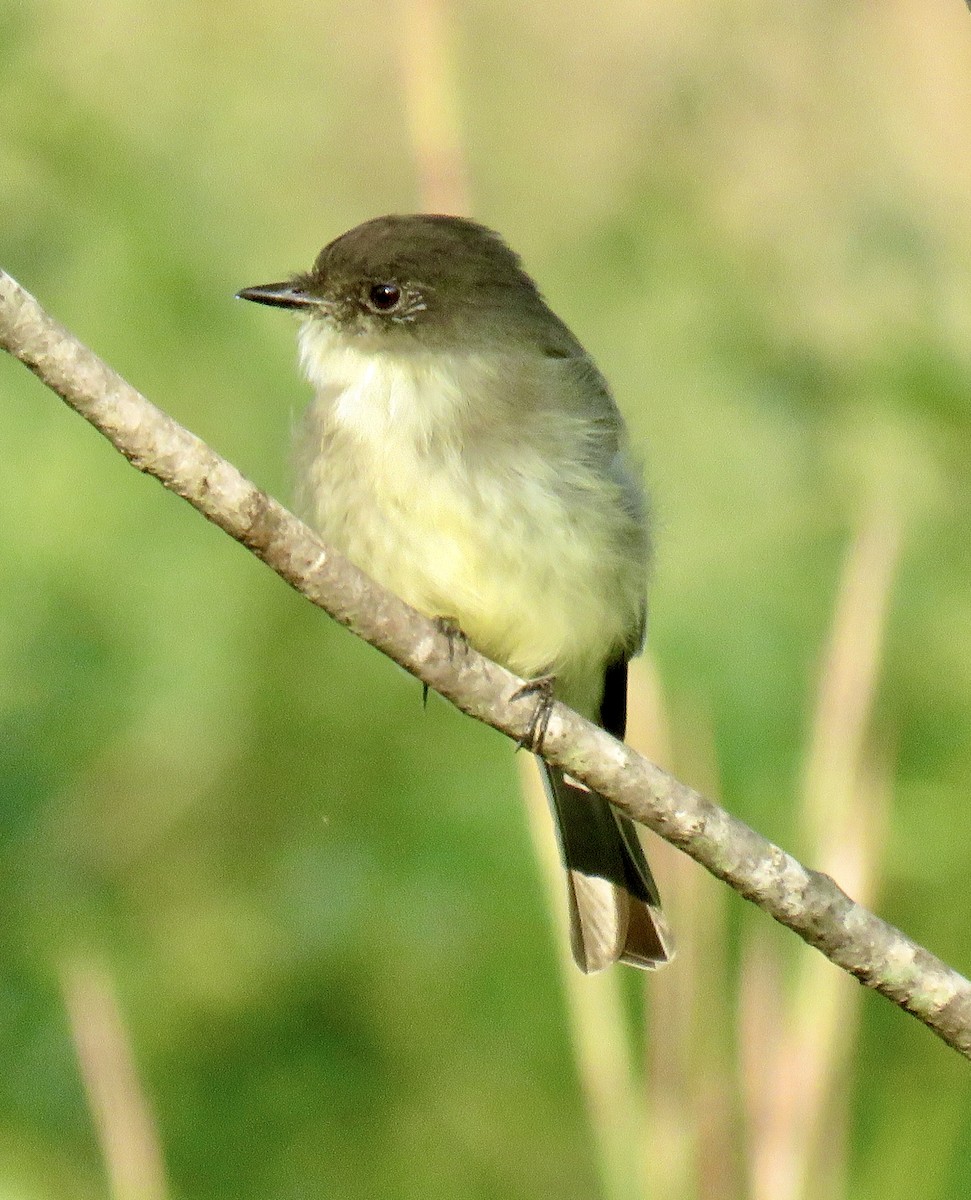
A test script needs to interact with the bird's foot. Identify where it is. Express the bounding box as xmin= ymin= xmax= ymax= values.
xmin=434 ymin=615 xmax=470 ymax=662
xmin=510 ymin=673 xmax=557 ymax=754
xmin=422 ymin=616 xmax=470 ymax=708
